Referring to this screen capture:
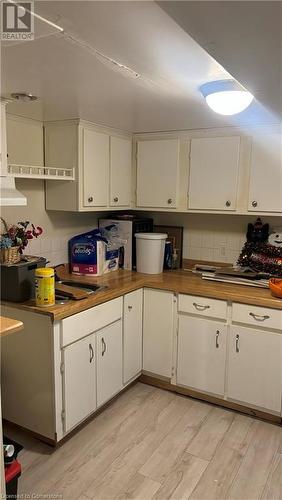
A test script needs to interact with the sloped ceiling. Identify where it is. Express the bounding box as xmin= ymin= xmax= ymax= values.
xmin=2 ymin=1 xmax=281 ymax=132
